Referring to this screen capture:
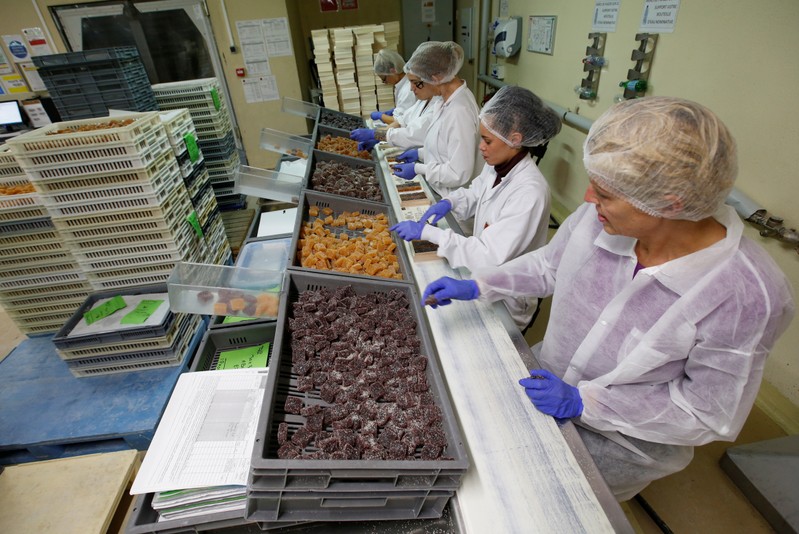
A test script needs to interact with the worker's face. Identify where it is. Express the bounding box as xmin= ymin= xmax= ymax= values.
xmin=479 ymin=124 xmax=521 ymax=166
xmin=406 ymin=74 xmax=434 ymax=101
xmin=584 ymin=179 xmax=660 ymax=237
xmin=379 ymin=71 xmax=403 ymax=85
